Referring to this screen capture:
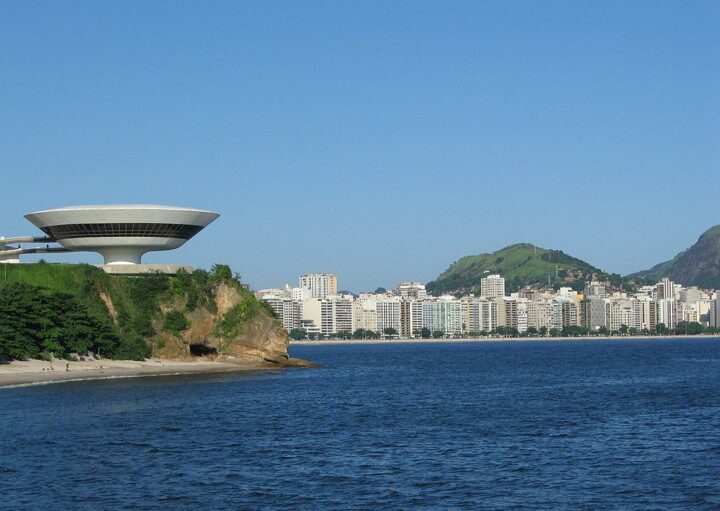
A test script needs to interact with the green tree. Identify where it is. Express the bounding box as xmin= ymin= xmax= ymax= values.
xmin=420 ymin=327 xmax=431 ymax=339
xmin=209 ymin=264 xmax=234 ymax=283
xmin=655 ymin=323 xmax=671 ymax=335
xmin=289 ymin=328 xmax=306 ymax=340
xmin=383 ymin=327 xmax=398 ymax=337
